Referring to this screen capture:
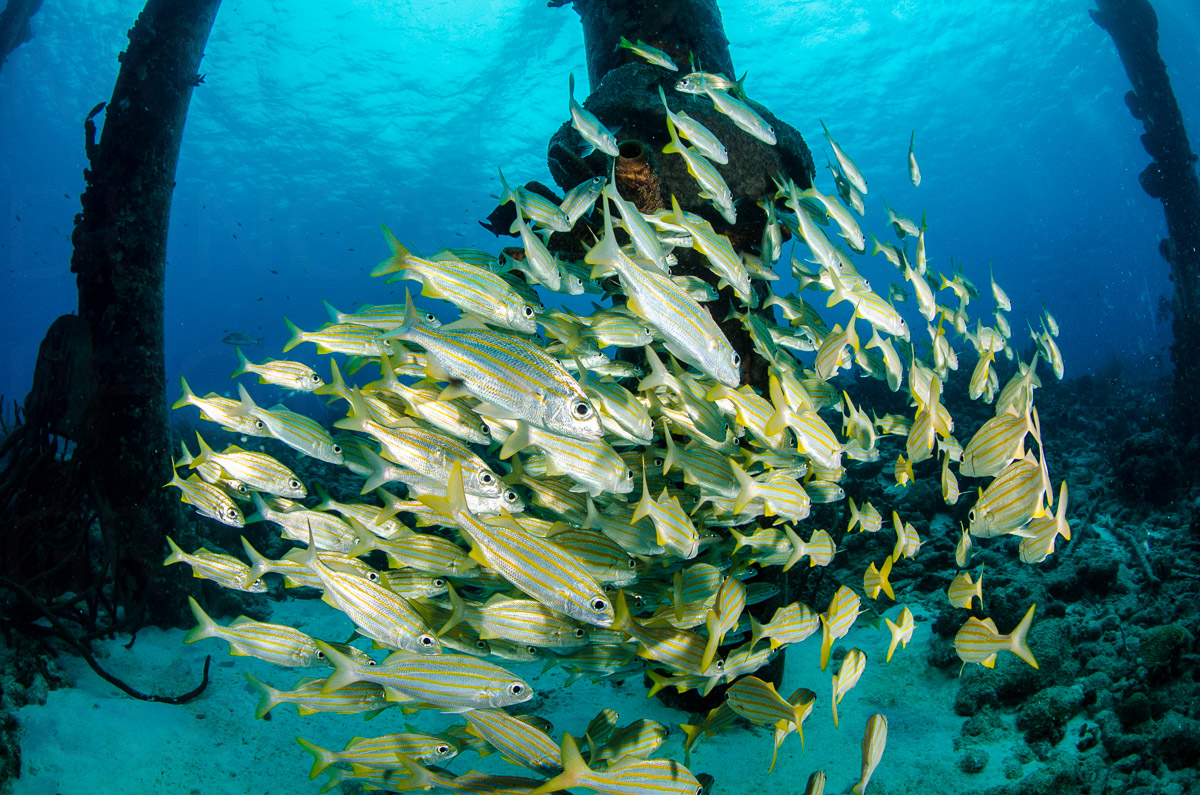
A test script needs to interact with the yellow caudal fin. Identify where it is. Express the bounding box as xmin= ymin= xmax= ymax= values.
xmin=730 ymin=459 xmax=758 ymax=515
xmin=171 ymin=375 xmax=196 ymax=410
xmin=884 ymin=617 xmax=902 ymax=663
xmin=1008 ymin=603 xmax=1038 ymax=669
xmin=295 ymin=737 xmax=335 ymax=780
xmin=831 ymin=673 xmax=841 ymax=728
xmin=529 ymin=733 xmax=589 ymax=795
xmin=819 ymin=615 xmax=833 ymax=671
xmin=371 ymin=224 xmax=410 ymax=278
xmin=878 ymin=554 xmax=895 ymax=601
xmin=244 ymin=673 xmax=280 ymax=719
xmin=631 ymin=467 xmax=655 ymax=524
xmin=315 ymin=639 xmax=360 ymax=694
xmin=163 ymin=535 xmax=187 ymax=567
xmin=182 ymin=595 xmax=218 ymax=645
